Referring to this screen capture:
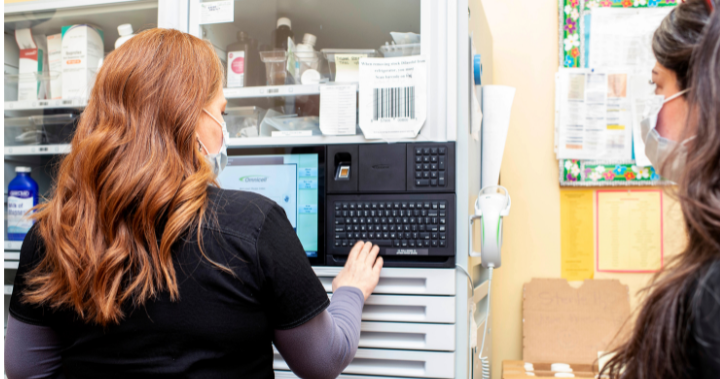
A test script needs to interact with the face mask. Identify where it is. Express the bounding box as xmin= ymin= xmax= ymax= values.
xmin=198 ymin=109 xmax=229 ymax=177
xmin=641 ymin=89 xmax=692 ymax=183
